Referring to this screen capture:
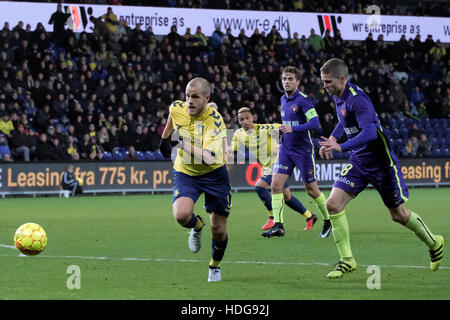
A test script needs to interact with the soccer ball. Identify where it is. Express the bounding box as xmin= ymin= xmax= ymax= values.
xmin=14 ymin=223 xmax=48 ymax=255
